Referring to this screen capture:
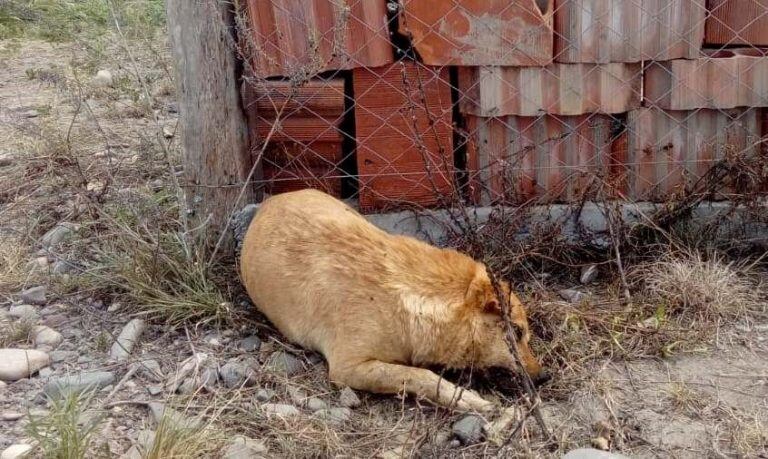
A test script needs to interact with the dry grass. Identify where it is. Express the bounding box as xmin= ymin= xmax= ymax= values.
xmin=25 ymin=392 xmax=103 ymax=459
xmin=631 ymin=251 xmax=762 ymax=322
xmin=0 ymin=235 xmax=32 ymax=293
xmin=0 ymin=317 xmax=35 ymax=347
xmin=143 ymin=412 xmax=223 ymax=459
xmin=729 ymin=417 xmax=768 ymax=457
